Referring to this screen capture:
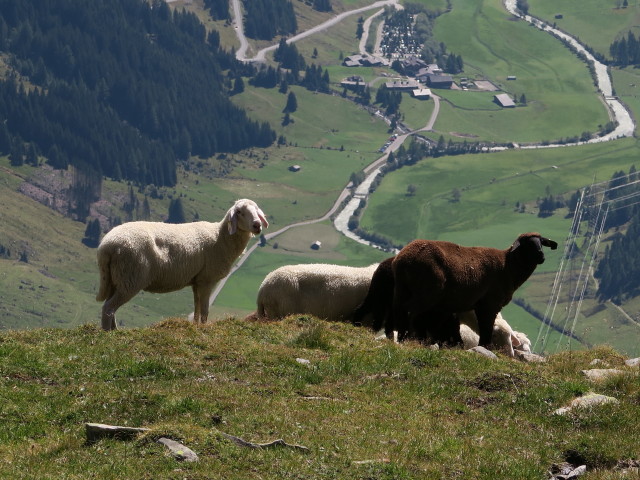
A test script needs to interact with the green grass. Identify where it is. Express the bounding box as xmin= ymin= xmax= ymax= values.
xmin=357 ymin=138 xmax=640 ymax=356
xmin=0 ymin=320 xmax=638 ymax=479
xmin=429 ymin=0 xmax=608 ymax=142
xmin=530 ymin=0 xmax=640 ymax=57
